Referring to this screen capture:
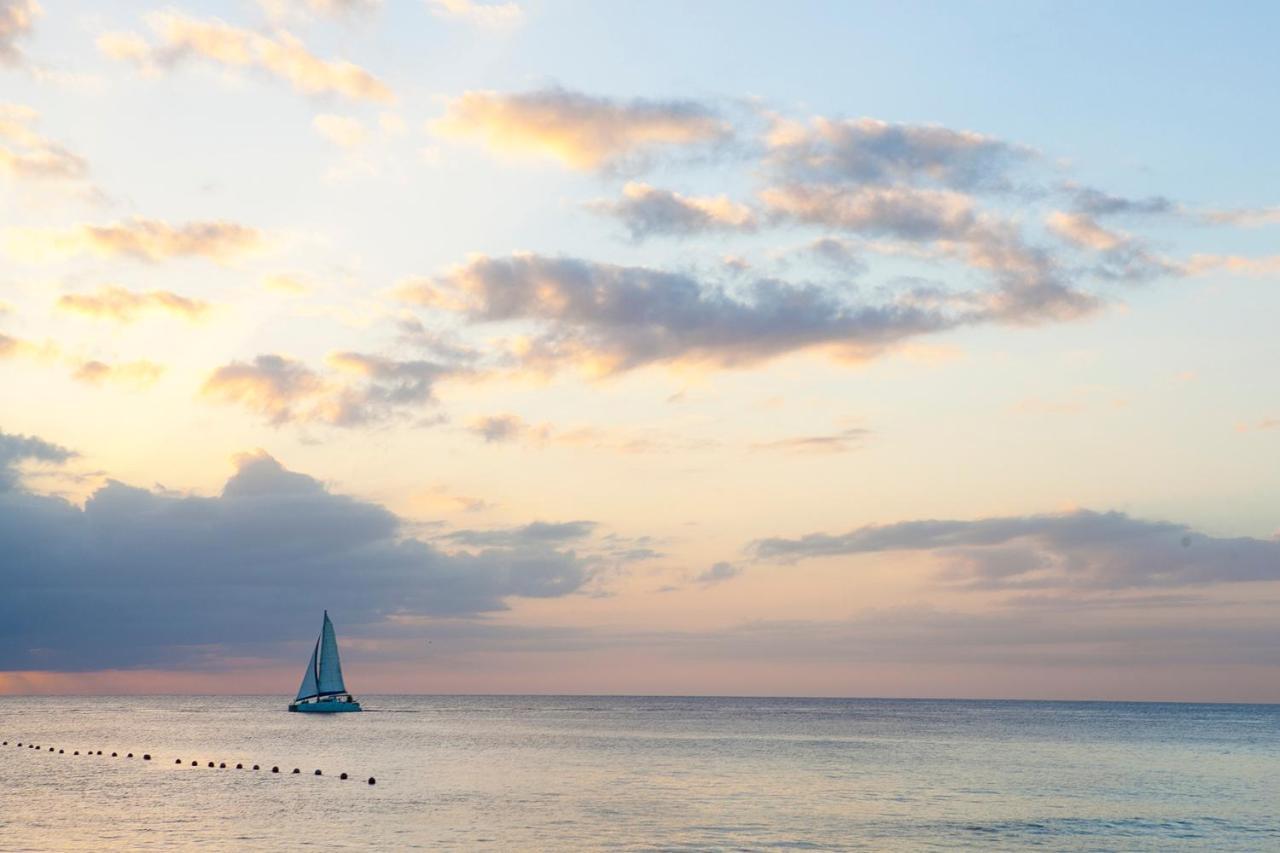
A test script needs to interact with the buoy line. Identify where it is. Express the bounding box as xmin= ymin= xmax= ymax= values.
xmin=5 ymin=738 xmax=377 ymax=784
